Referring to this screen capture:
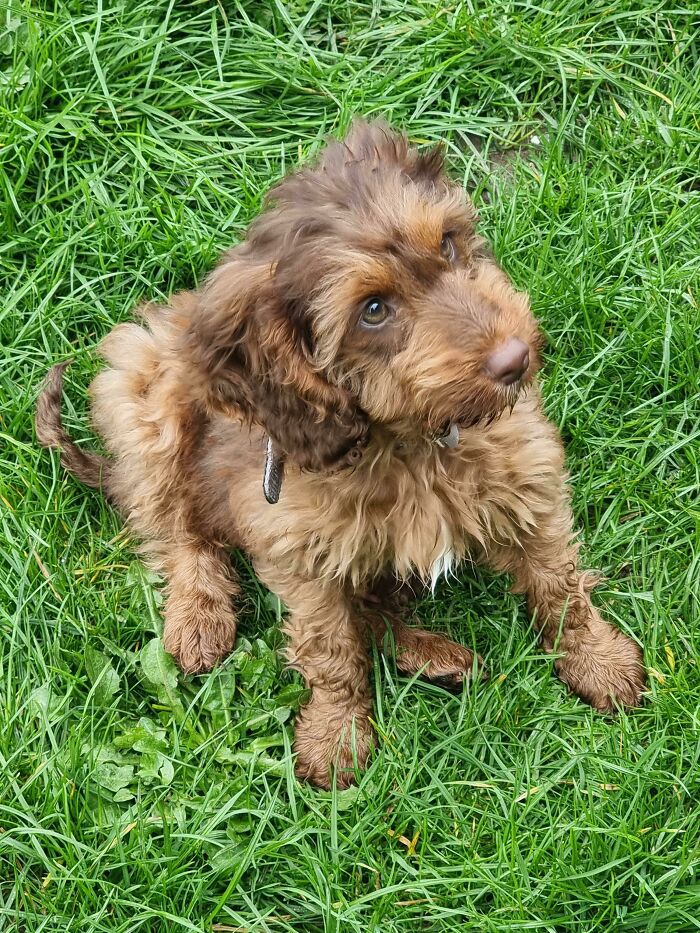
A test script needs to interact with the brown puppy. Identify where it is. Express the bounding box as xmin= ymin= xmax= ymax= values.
xmin=36 ymin=121 xmax=645 ymax=788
